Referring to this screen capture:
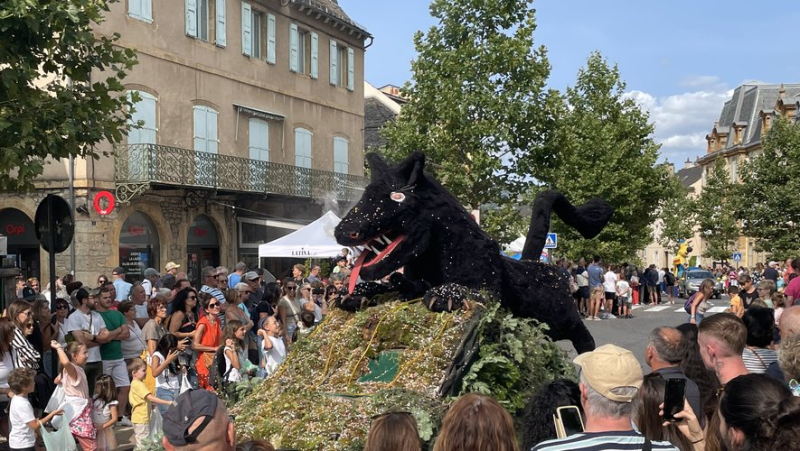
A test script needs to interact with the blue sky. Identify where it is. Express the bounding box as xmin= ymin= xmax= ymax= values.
xmin=341 ymin=0 xmax=800 ymax=166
